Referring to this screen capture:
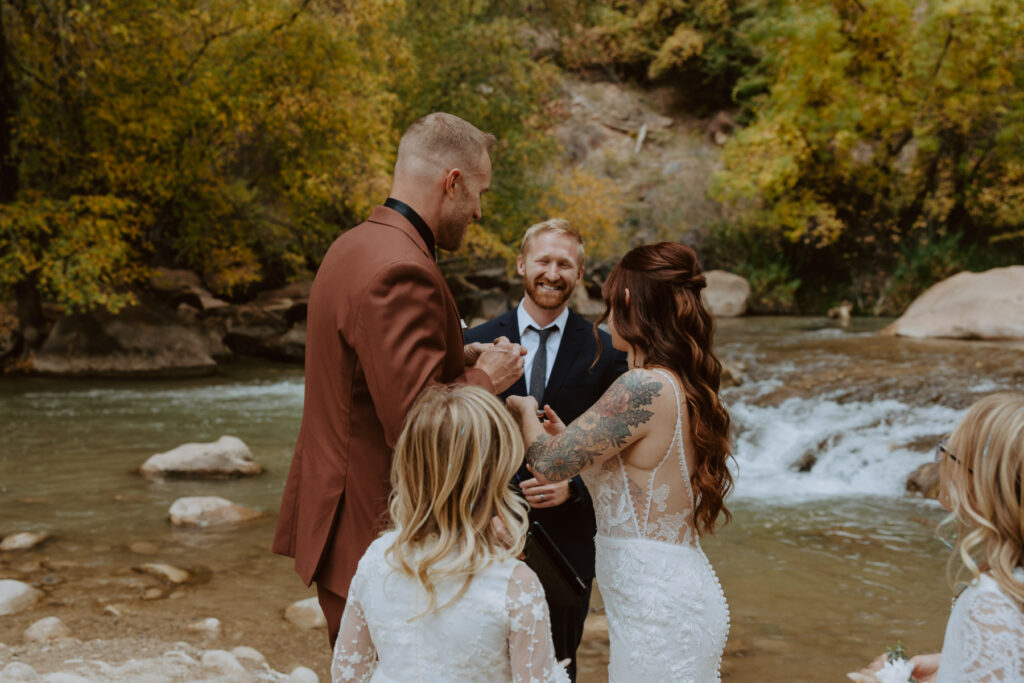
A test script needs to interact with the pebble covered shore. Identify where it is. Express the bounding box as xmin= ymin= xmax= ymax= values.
xmin=0 ymin=638 xmax=319 ymax=682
